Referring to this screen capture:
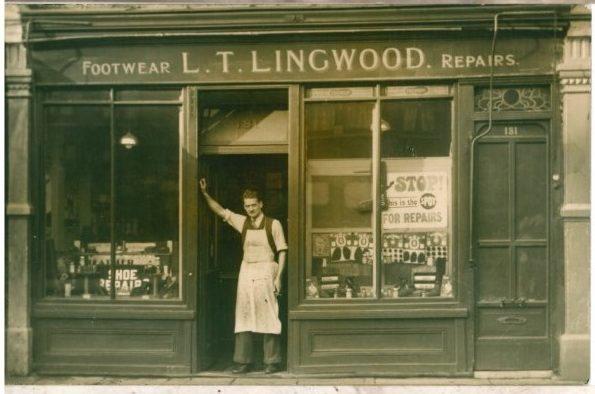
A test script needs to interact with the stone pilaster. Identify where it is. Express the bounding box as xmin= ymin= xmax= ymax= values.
xmin=5 ymin=4 xmax=33 ymax=376
xmin=556 ymin=5 xmax=591 ymax=383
